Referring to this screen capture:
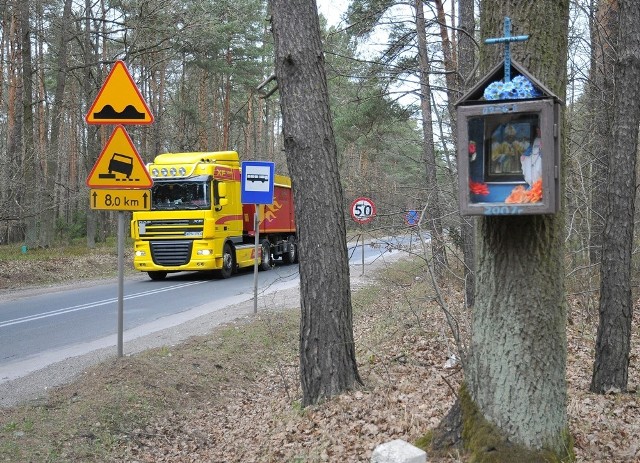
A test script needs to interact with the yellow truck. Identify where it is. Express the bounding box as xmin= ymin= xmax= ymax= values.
xmin=130 ymin=151 xmax=297 ymax=280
